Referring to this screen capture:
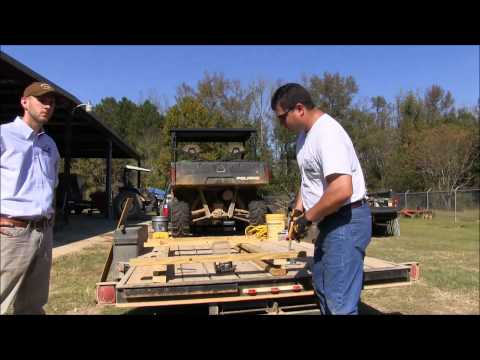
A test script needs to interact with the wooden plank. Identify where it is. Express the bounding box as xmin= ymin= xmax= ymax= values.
xmin=242 ymin=241 xmax=312 ymax=270
xmin=100 ymin=198 xmax=132 ymax=281
xmin=236 ymin=260 xmax=267 ymax=275
xmin=99 ymin=244 xmax=114 ymax=282
xmin=144 ymin=235 xmax=265 ymax=248
xmin=363 ymin=281 xmax=412 ymax=290
xmin=116 ymin=198 xmax=133 ymax=229
xmin=152 ymin=265 xmax=168 ymax=283
xmin=253 ymin=260 xmax=287 ymax=276
xmin=126 ymin=266 xmax=157 ymax=284
xmin=127 ymin=265 xmax=168 ymax=285
xmin=129 ymin=250 xmax=301 ymax=266
xmin=364 ymin=256 xmax=400 ymax=268
xmin=180 ymin=245 xmax=212 ymax=282
xmin=117 ymin=265 xmax=136 ymax=287
xmin=237 ymin=243 xmax=287 ymax=277
xmin=254 ymin=240 xmax=313 ymax=256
